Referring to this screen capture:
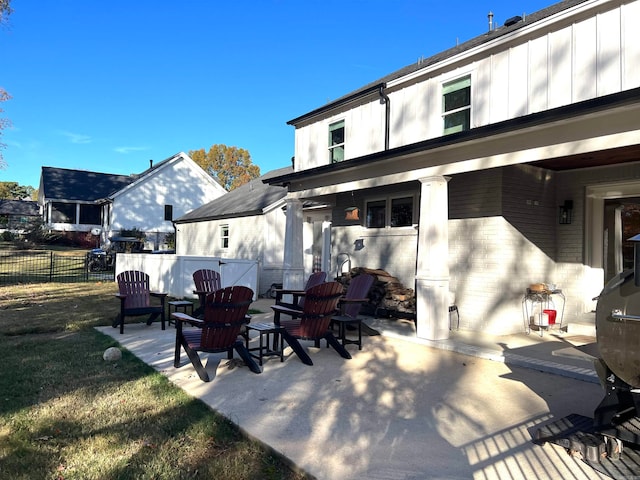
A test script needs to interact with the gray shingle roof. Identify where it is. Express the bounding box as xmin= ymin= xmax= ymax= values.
xmin=0 ymin=200 xmax=39 ymax=216
xmin=288 ymin=0 xmax=590 ymax=125
xmin=40 ymin=167 xmax=135 ymax=202
xmin=174 ymin=166 xmax=293 ymax=223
